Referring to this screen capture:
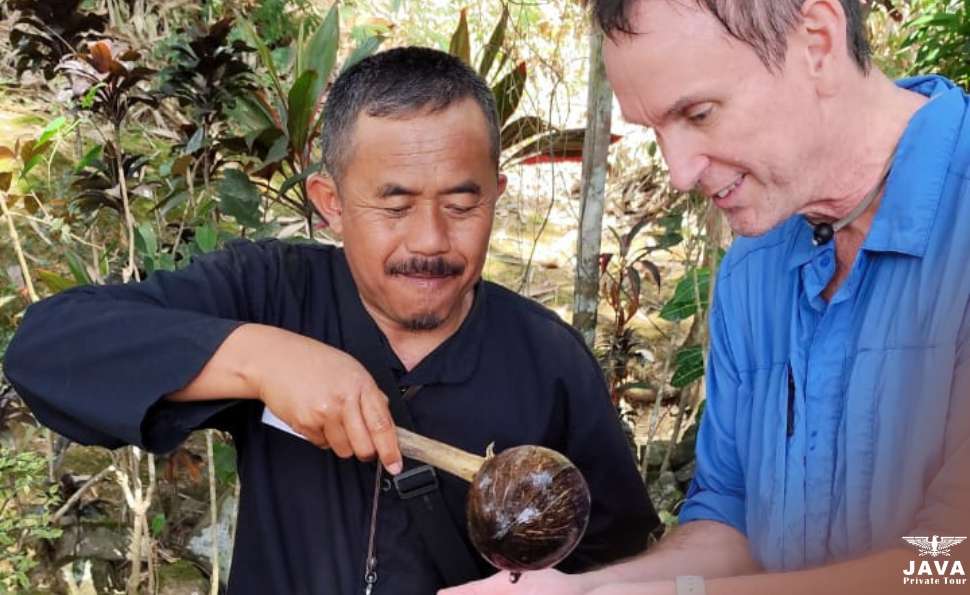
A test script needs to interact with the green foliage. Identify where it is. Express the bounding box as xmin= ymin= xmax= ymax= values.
xmin=901 ymin=0 xmax=970 ymax=88
xmin=58 ymin=41 xmax=157 ymax=129
xmin=212 ymin=441 xmax=238 ymax=485
xmin=0 ymin=449 xmax=62 ymax=591
xmin=159 ymin=18 xmax=257 ymax=130
xmin=671 ymin=346 xmax=704 ymax=389
xmin=150 ymin=513 xmax=167 ymax=538
xmin=659 ymin=268 xmax=711 ymax=322
xmin=232 ymin=4 xmax=383 ymax=224
xmin=218 ymin=169 xmax=263 ymax=228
